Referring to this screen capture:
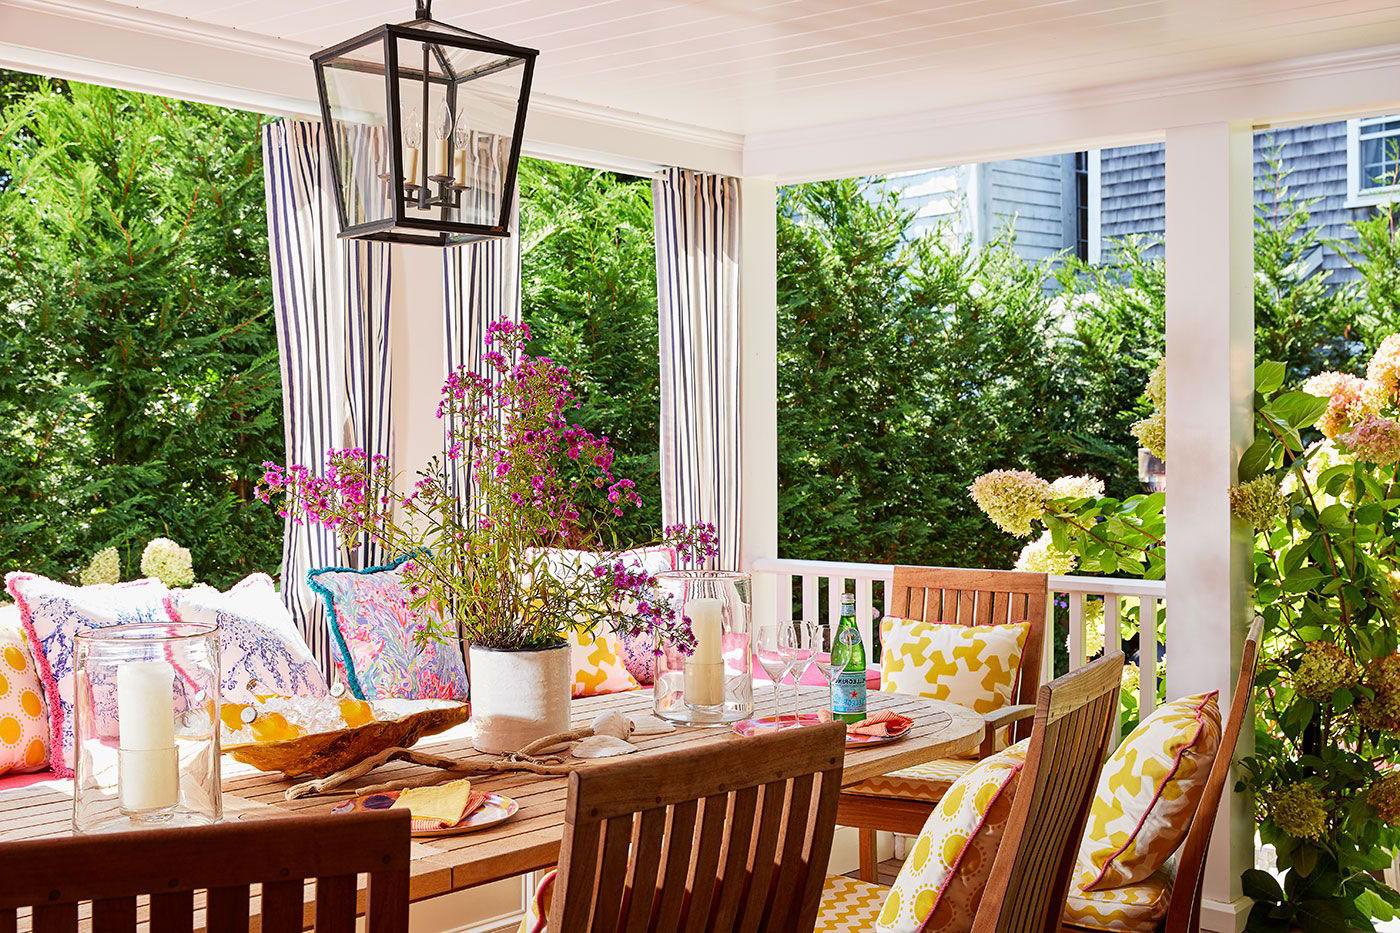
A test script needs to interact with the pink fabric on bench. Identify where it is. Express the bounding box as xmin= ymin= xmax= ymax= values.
xmin=752 ymin=654 xmax=881 ymax=689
